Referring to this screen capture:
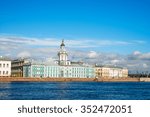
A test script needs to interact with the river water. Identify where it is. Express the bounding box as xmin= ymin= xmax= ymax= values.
xmin=0 ymin=82 xmax=150 ymax=100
